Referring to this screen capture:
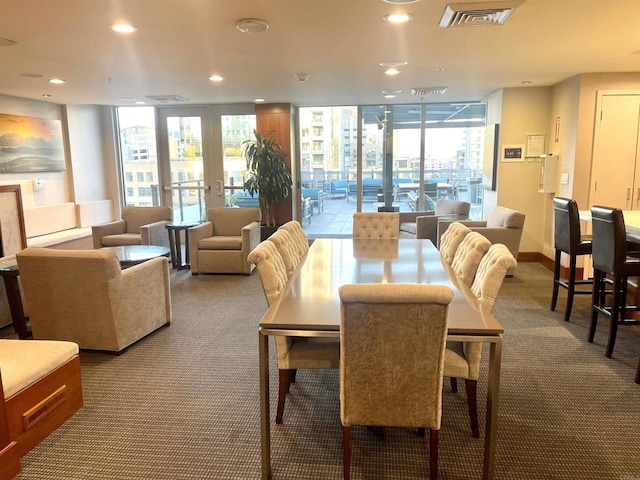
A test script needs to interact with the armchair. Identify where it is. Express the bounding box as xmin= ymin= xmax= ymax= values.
xmin=438 ymin=206 xmax=525 ymax=275
xmin=92 ymin=206 xmax=172 ymax=249
xmin=15 ymin=248 xmax=171 ymax=352
xmin=188 ymin=207 xmax=261 ymax=275
xmin=399 ymin=199 xmax=470 ymax=244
